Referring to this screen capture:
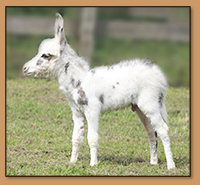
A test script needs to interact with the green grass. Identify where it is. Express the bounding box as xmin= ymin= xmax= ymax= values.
xmin=6 ymin=78 xmax=190 ymax=176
